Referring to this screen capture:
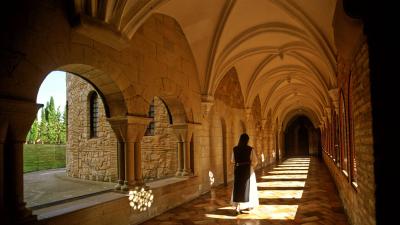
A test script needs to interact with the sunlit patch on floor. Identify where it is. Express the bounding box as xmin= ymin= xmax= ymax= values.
xmin=274 ymin=167 xmax=309 ymax=170
xmin=205 ymin=205 xmax=298 ymax=220
xmin=257 ymin=181 xmax=305 ymax=188
xmin=268 ymin=170 xmax=308 ymax=174
xmin=258 ymin=190 xmax=303 ymax=199
xmin=286 ymin=157 xmax=310 ymax=160
xmin=280 ymin=164 xmax=310 ymax=167
xmin=261 ymin=174 xmax=308 ymax=179
xmin=279 ymin=164 xmax=310 ymax=167
xmin=285 ymin=160 xmax=310 ymax=163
